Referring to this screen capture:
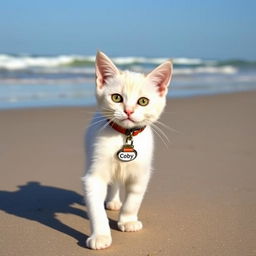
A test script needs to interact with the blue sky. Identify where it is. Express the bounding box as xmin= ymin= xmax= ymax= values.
xmin=0 ymin=0 xmax=255 ymax=59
